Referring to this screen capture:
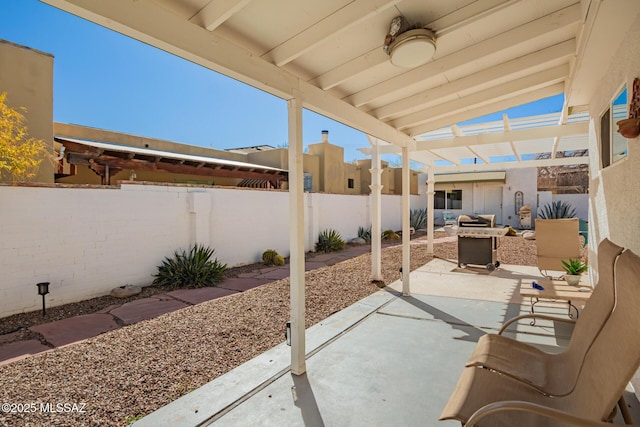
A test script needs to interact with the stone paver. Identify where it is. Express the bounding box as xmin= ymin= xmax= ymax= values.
xmin=305 ymin=261 xmax=328 ymax=271
xmin=0 ymin=340 xmax=50 ymax=365
xmin=166 ymin=287 xmax=238 ymax=305
xmin=236 ymin=272 xmax=261 ymax=278
xmin=218 ymin=278 xmax=272 ymax=292
xmin=30 ymin=313 xmax=120 ymax=347
xmin=110 ymin=296 xmax=189 ymax=325
xmin=0 ymin=242 xmax=385 ymax=365
xmin=0 ymin=331 xmax=21 ymax=345
xmin=255 ymin=268 xmax=290 ymax=281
